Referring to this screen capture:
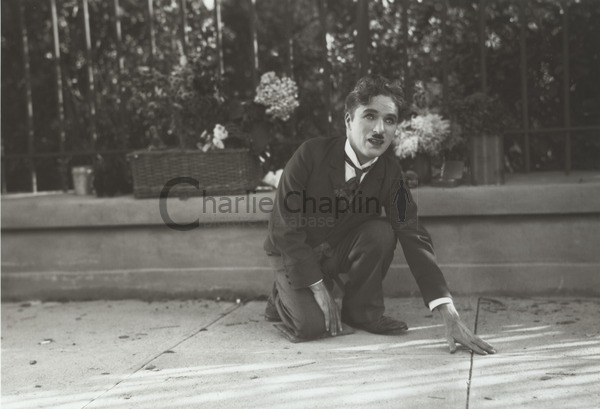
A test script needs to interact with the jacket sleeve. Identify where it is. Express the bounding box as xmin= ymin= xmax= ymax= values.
xmin=265 ymin=142 xmax=323 ymax=288
xmin=382 ymin=162 xmax=452 ymax=306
